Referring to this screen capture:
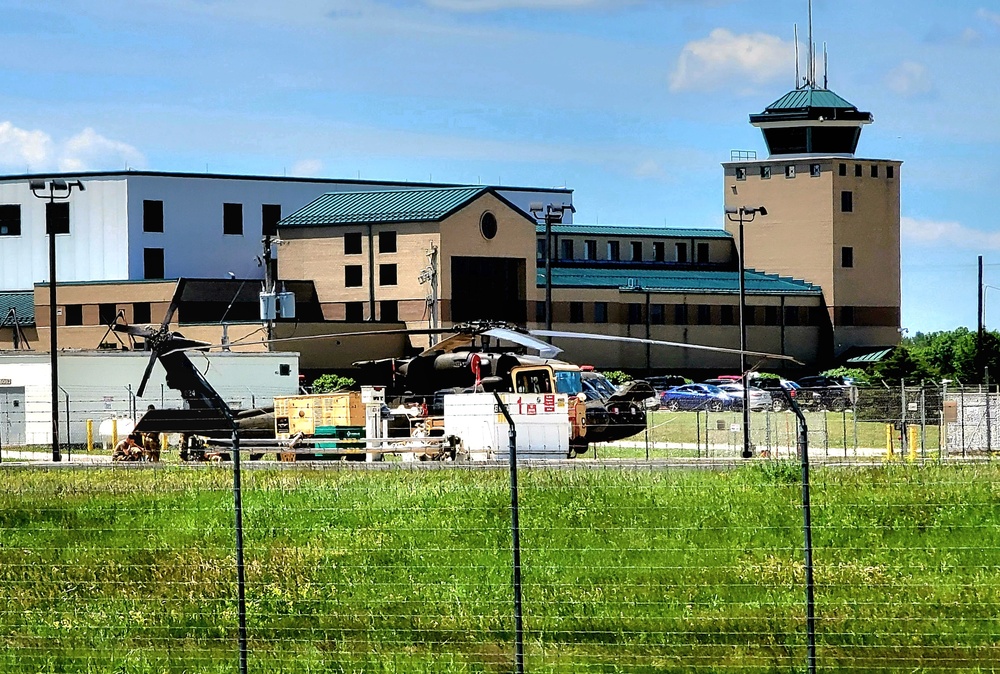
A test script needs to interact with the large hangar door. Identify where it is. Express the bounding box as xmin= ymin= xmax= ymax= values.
xmin=0 ymin=387 xmax=26 ymax=446
xmin=451 ymin=257 xmax=526 ymax=324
